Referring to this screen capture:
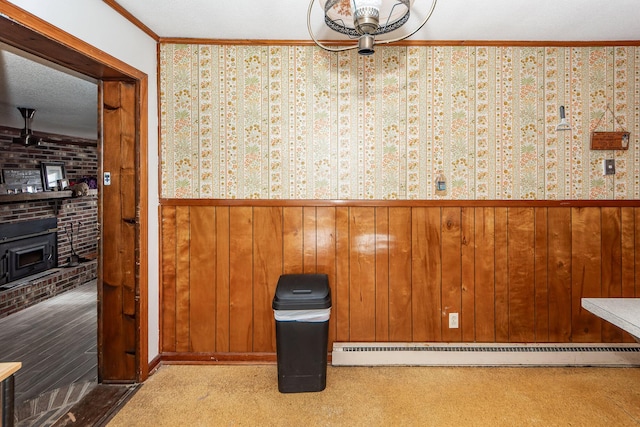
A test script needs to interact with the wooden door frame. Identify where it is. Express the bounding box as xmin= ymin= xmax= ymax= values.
xmin=0 ymin=3 xmax=150 ymax=381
